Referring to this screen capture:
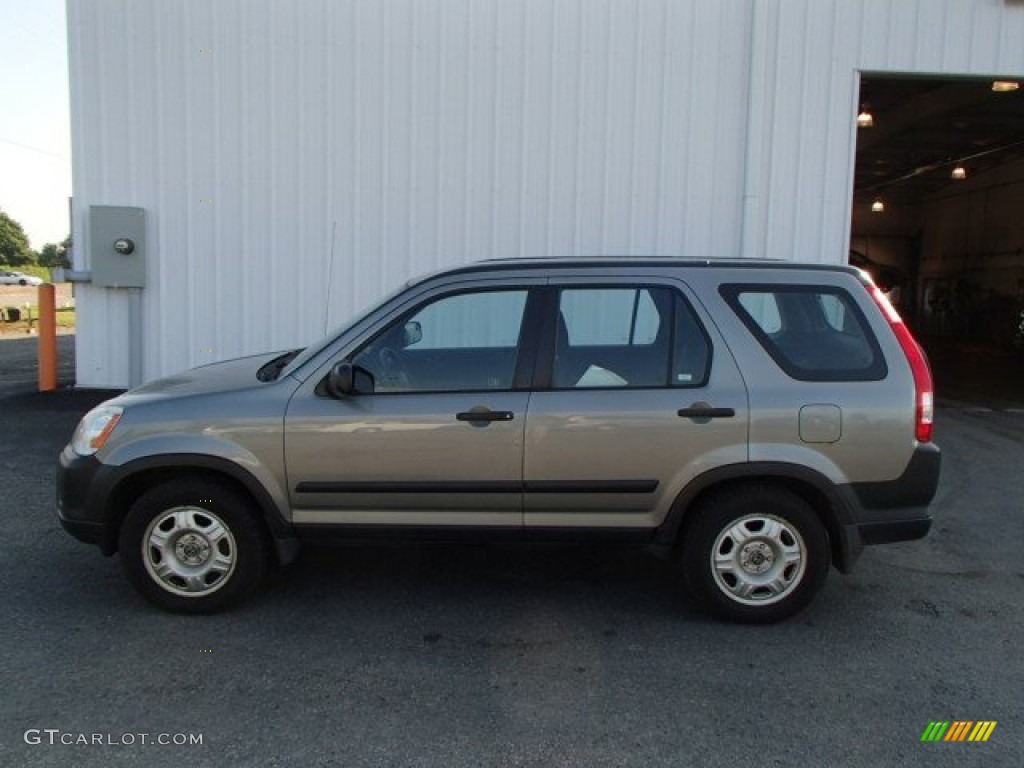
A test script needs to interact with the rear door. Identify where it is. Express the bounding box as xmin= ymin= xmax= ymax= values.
xmin=523 ymin=278 xmax=749 ymax=533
